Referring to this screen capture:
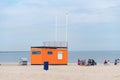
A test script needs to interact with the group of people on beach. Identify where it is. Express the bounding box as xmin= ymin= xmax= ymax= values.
xmin=77 ymin=59 xmax=97 ymax=66
xmin=78 ymin=58 xmax=120 ymax=66
xmin=104 ymin=58 xmax=120 ymax=65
